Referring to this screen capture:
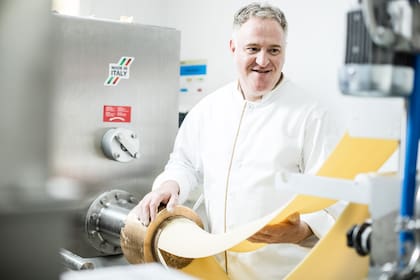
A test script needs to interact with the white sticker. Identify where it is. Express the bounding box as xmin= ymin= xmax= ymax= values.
xmin=104 ymin=57 xmax=135 ymax=86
